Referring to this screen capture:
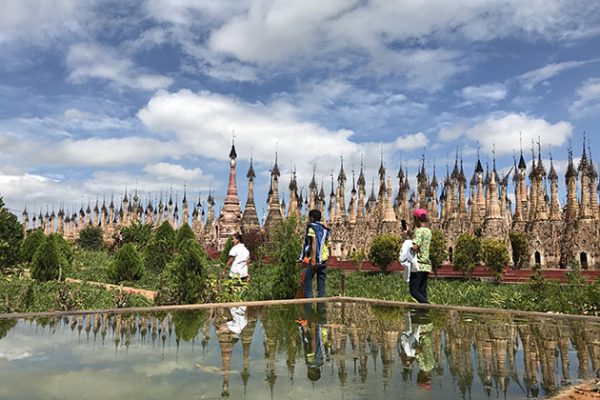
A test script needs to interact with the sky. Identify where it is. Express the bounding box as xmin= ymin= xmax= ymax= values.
xmin=1 ymin=0 xmax=600 ymax=218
